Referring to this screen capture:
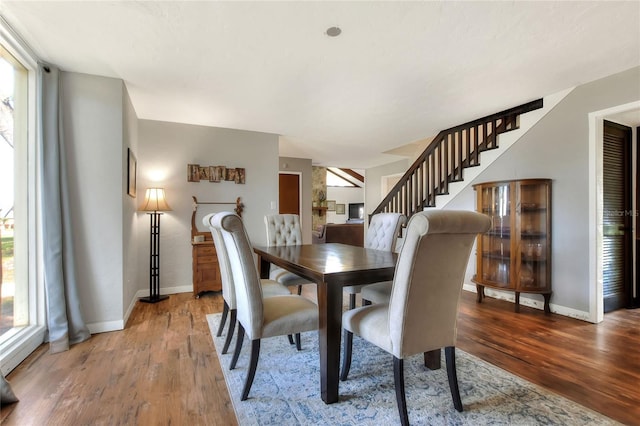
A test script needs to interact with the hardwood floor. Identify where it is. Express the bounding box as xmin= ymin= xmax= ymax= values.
xmin=2 ymin=289 xmax=639 ymax=425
